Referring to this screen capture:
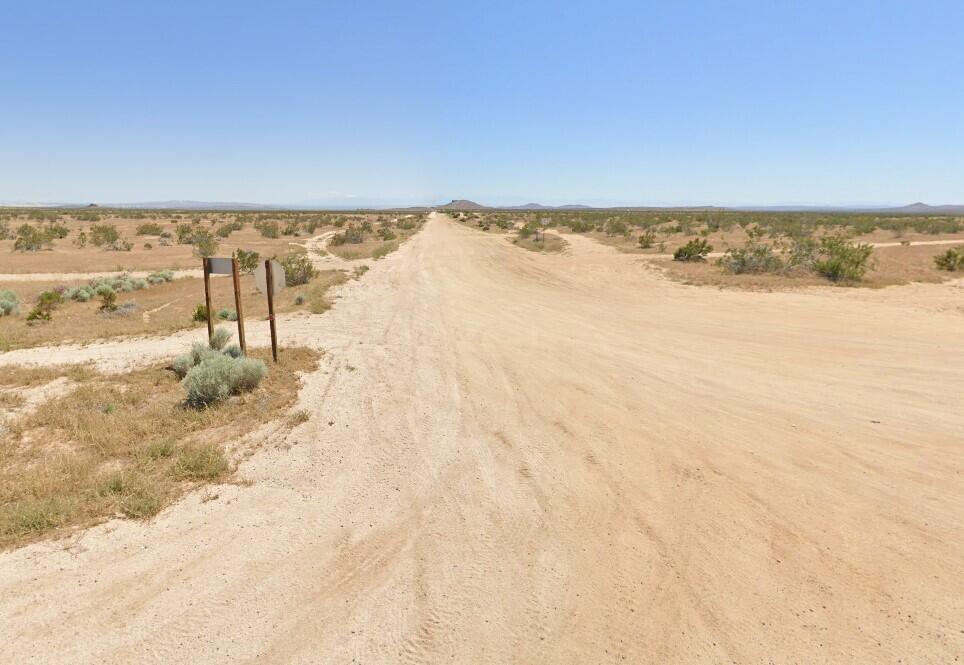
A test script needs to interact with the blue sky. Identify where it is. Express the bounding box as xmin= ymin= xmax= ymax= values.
xmin=1 ymin=0 xmax=962 ymax=207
